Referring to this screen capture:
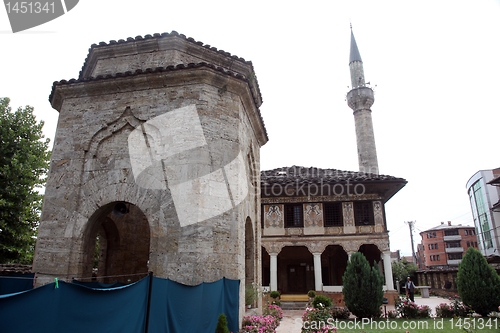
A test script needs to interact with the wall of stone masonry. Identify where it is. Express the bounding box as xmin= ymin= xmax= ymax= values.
xmin=33 ymin=34 xmax=268 ymax=324
xmin=34 ymin=72 xmax=261 ymax=283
